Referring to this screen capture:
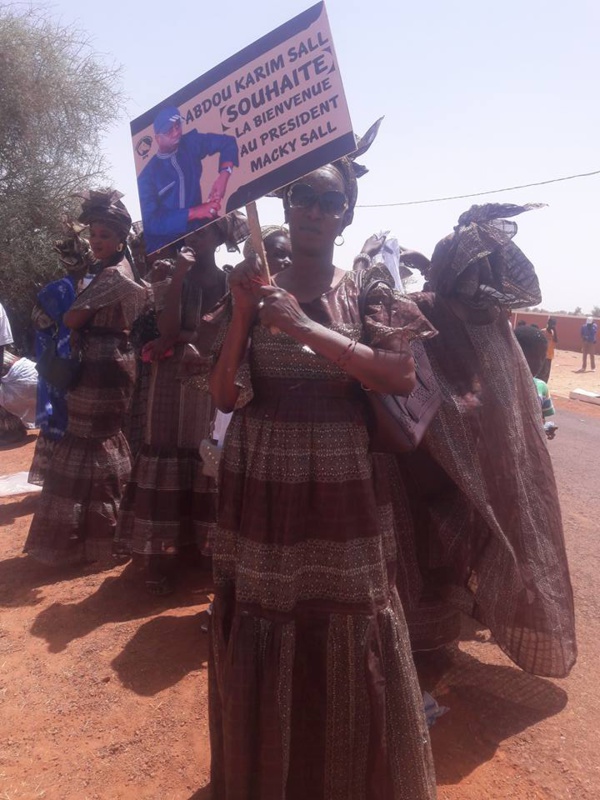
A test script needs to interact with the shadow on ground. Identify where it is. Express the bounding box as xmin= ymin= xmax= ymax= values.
xmin=0 ymin=551 xmax=110 ymax=609
xmin=0 ymin=492 xmax=39 ymax=526
xmin=187 ymin=787 xmax=211 ymax=800
xmin=418 ymin=643 xmax=568 ymax=785
xmin=111 ymin=610 xmax=210 ymax=695
xmin=30 ymin=562 xmax=212 ymax=653
xmin=0 ymin=432 xmax=37 ymax=452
